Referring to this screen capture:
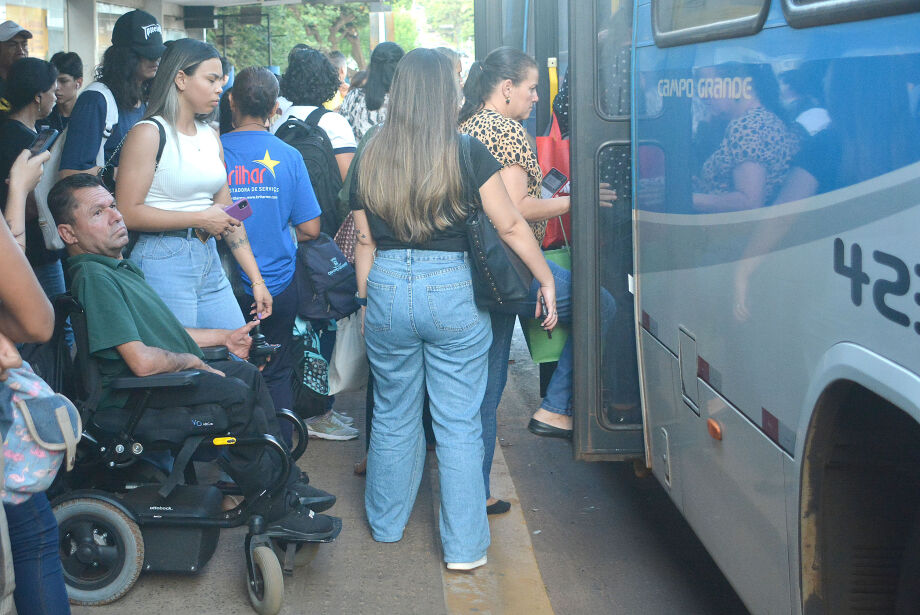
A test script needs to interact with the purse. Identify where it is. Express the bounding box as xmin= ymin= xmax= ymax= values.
xmin=0 ymin=361 xmax=81 ymax=505
xmin=460 ymin=135 xmax=534 ymax=314
xmin=327 ymin=312 xmax=368 ymax=396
